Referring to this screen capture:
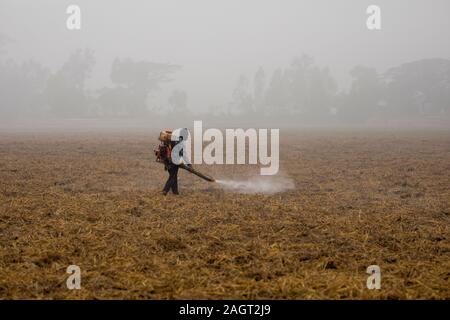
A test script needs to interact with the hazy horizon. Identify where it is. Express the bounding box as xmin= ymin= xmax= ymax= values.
xmin=2 ymin=0 xmax=450 ymax=112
